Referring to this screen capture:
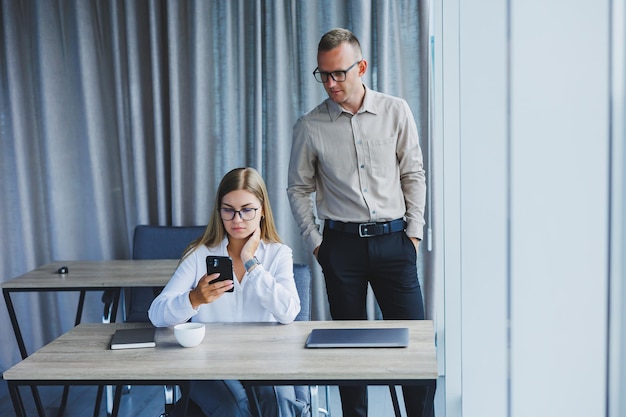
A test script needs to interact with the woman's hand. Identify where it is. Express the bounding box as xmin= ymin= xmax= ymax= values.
xmin=188 ymin=273 xmax=234 ymax=308
xmin=240 ymin=228 xmax=261 ymax=264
